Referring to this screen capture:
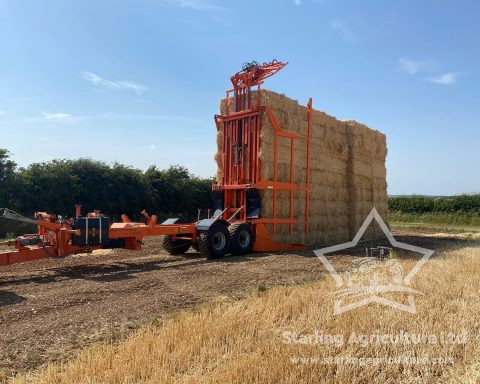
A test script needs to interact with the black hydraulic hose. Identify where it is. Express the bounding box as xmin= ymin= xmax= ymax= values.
xmin=40 ymin=237 xmax=76 ymax=259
